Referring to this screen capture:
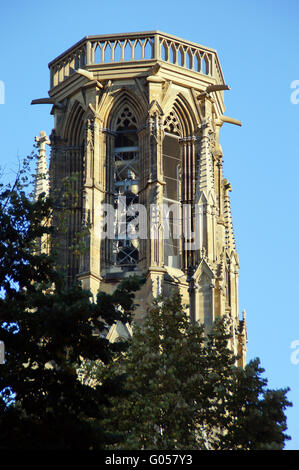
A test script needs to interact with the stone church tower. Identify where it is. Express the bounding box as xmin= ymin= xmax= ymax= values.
xmin=32 ymin=31 xmax=247 ymax=366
